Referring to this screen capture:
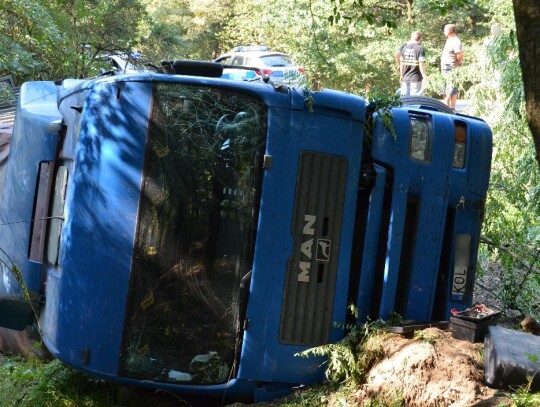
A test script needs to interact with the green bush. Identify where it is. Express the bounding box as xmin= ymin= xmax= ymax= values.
xmin=0 ymin=355 xmax=119 ymax=407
